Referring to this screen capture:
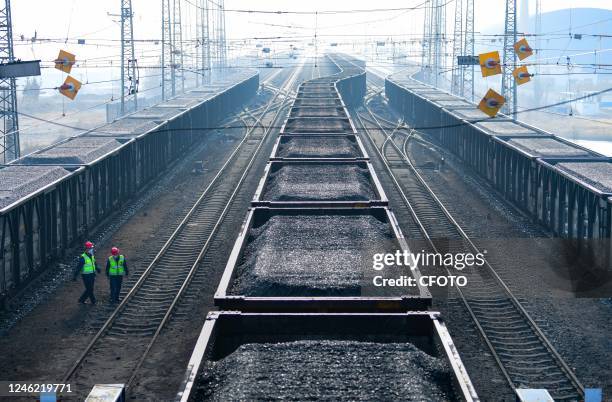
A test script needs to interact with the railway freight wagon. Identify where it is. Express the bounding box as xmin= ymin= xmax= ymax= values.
xmin=386 ymin=72 xmax=612 ymax=272
xmin=177 ymin=55 xmax=477 ymax=401
xmin=0 ymin=71 xmax=259 ymax=306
